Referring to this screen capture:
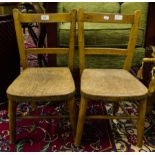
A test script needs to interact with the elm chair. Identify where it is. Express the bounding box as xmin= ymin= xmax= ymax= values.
xmin=74 ymin=9 xmax=148 ymax=147
xmin=7 ymin=9 xmax=76 ymax=144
